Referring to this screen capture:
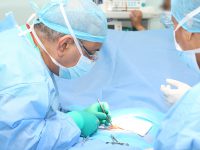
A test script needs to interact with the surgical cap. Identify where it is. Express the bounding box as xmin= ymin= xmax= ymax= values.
xmin=29 ymin=0 xmax=108 ymax=43
xmin=171 ymin=0 xmax=200 ymax=33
